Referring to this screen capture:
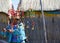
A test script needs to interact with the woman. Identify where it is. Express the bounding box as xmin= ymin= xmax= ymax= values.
xmin=5 ymin=18 xmax=18 ymax=43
